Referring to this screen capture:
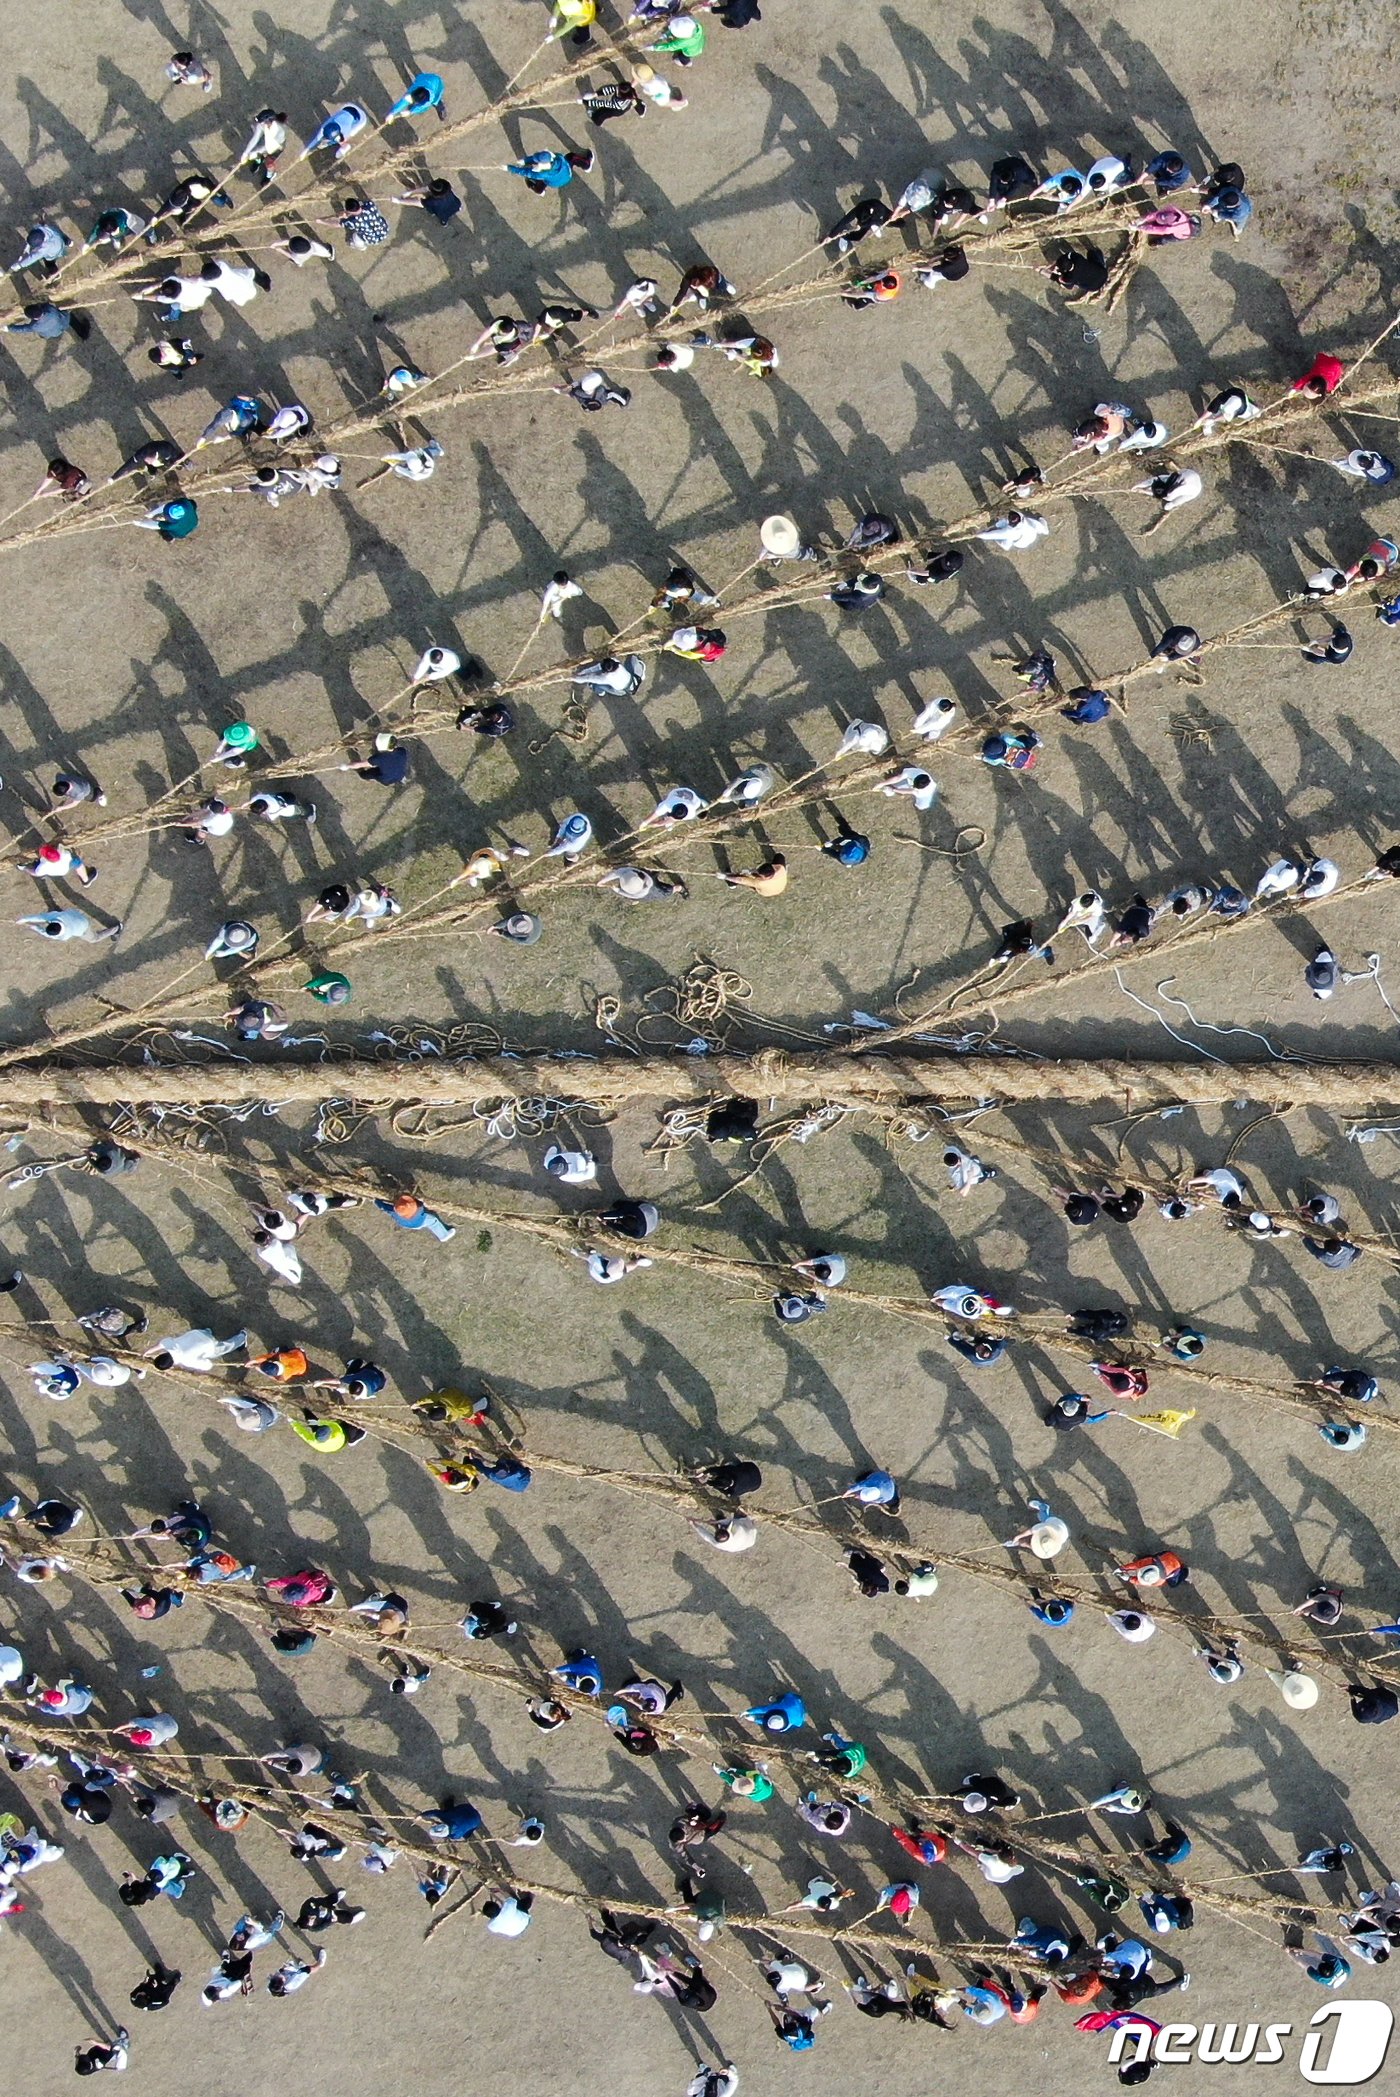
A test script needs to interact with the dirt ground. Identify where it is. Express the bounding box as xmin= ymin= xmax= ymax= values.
xmin=3 ymin=2 xmax=1400 ymax=2094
